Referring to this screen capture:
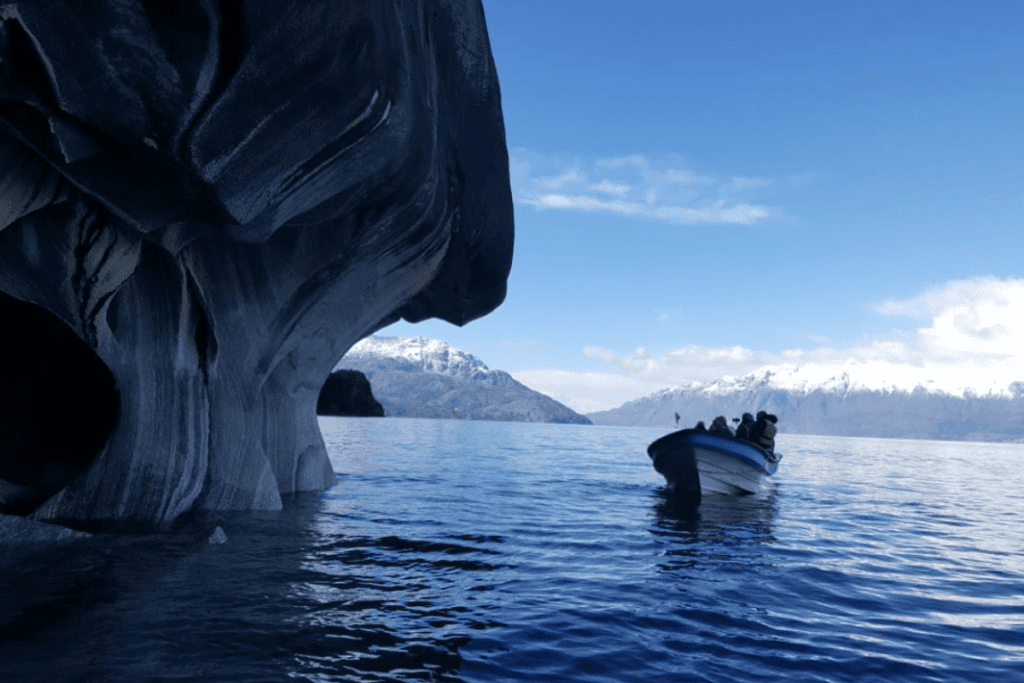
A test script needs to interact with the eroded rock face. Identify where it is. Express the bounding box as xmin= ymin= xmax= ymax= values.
xmin=0 ymin=1 xmax=513 ymax=522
